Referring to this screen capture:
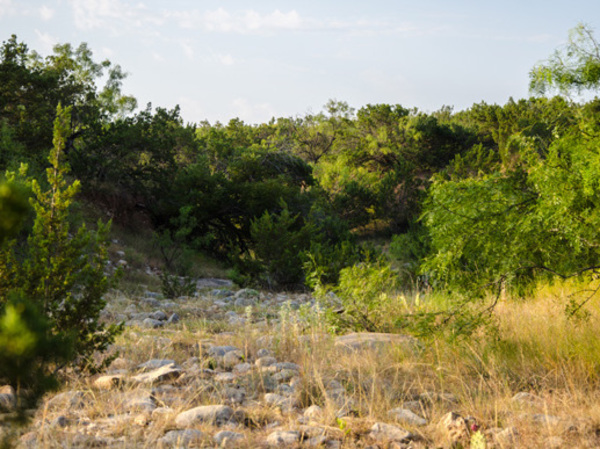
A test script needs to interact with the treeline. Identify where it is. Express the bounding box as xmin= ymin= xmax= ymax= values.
xmin=2 ymin=26 xmax=600 ymax=301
